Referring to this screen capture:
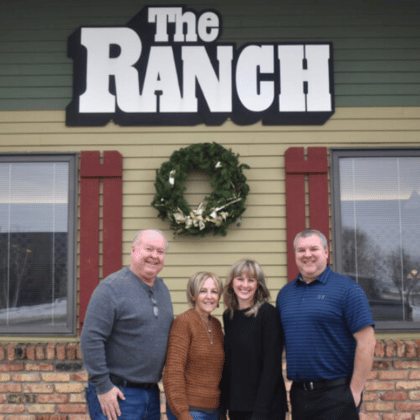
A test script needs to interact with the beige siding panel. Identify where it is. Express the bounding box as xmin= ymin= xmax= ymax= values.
xmin=2 ymin=118 xmax=420 ymax=137
xmin=1 ymin=106 xmax=420 ymax=321
xmin=124 ymin=156 xmax=284 ymax=171
xmin=164 ymin=274 xmax=287 ymax=288
xmin=153 ymin=267 xmax=288 ymax=282
xmin=122 ymin=217 xmax=285 ymax=231
xmin=1 ymin=129 xmax=420 ymax=150
xmin=162 ymin=253 xmax=283 ymax=266
xmin=1 ymin=133 xmax=418 ymax=154
xmin=123 ymin=229 xmax=286 ymax=244
xmin=124 ymin=205 xmax=285 ymax=219
xmin=123 ymin=168 xmax=283 ymax=182
xmin=139 ymin=241 xmax=286 ymax=255
xmin=123 ymin=180 xmax=283 ymax=195
xmin=123 ymin=193 xmax=285 ymax=207
xmin=1 ymin=107 xmax=419 ymax=123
